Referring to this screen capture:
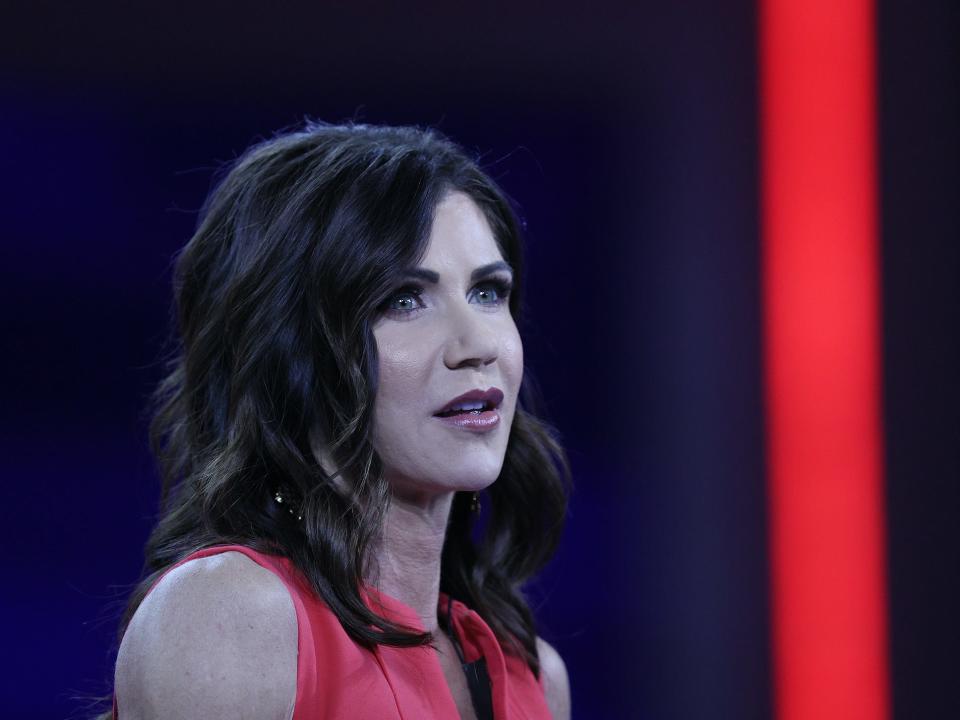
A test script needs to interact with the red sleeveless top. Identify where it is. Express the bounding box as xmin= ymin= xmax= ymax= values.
xmin=114 ymin=544 xmax=552 ymax=720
